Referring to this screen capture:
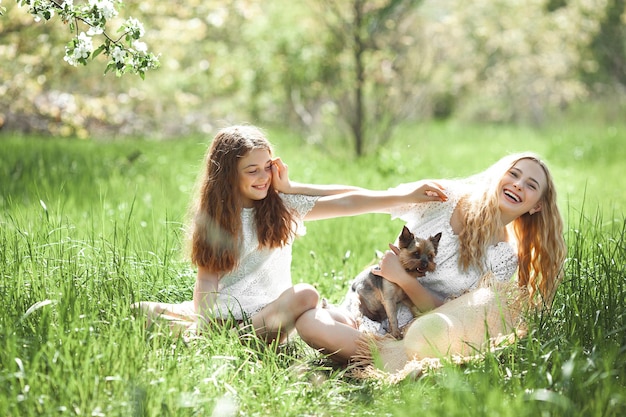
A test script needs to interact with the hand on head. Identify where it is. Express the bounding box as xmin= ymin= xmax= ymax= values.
xmin=270 ymin=157 xmax=291 ymax=192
